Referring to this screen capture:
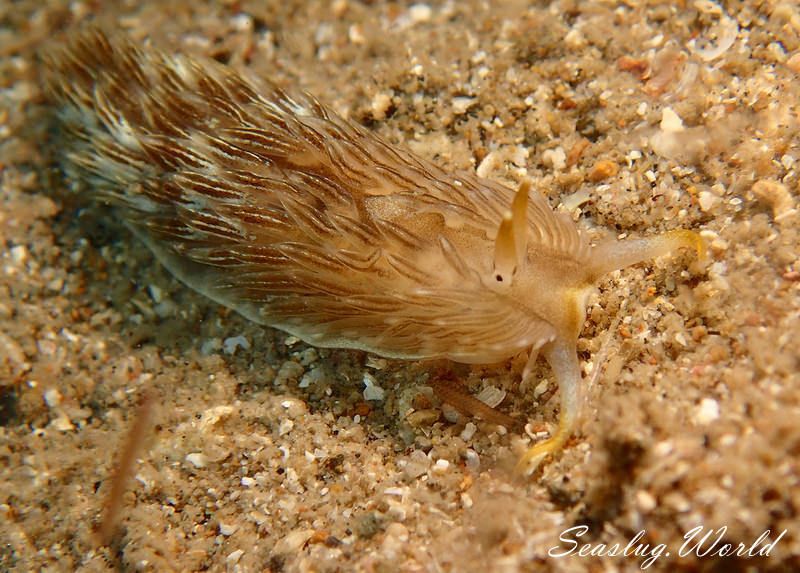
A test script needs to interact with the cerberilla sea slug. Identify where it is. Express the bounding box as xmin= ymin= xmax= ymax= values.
xmin=44 ymin=28 xmax=704 ymax=473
